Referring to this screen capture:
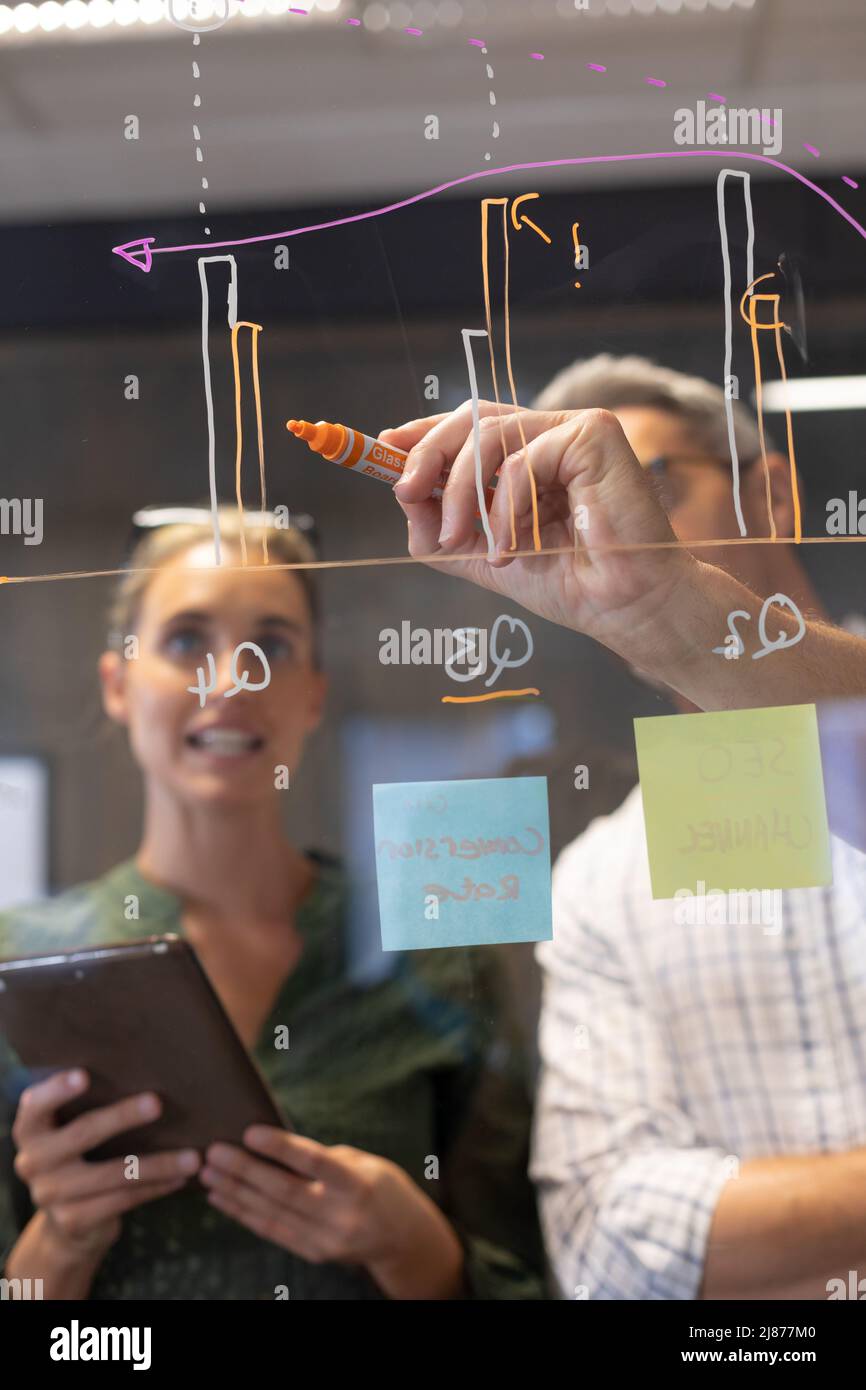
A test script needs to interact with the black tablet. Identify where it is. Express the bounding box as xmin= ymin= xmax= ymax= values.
xmin=0 ymin=935 xmax=288 ymax=1161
